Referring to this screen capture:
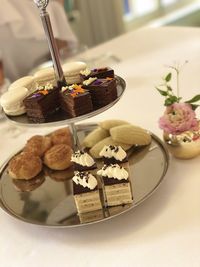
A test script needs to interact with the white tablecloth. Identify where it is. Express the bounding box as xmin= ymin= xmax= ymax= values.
xmin=1 ymin=26 xmax=200 ymax=267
